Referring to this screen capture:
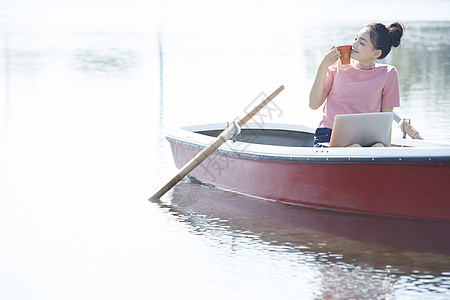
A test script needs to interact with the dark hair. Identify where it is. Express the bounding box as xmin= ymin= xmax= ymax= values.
xmin=367 ymin=22 xmax=404 ymax=59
